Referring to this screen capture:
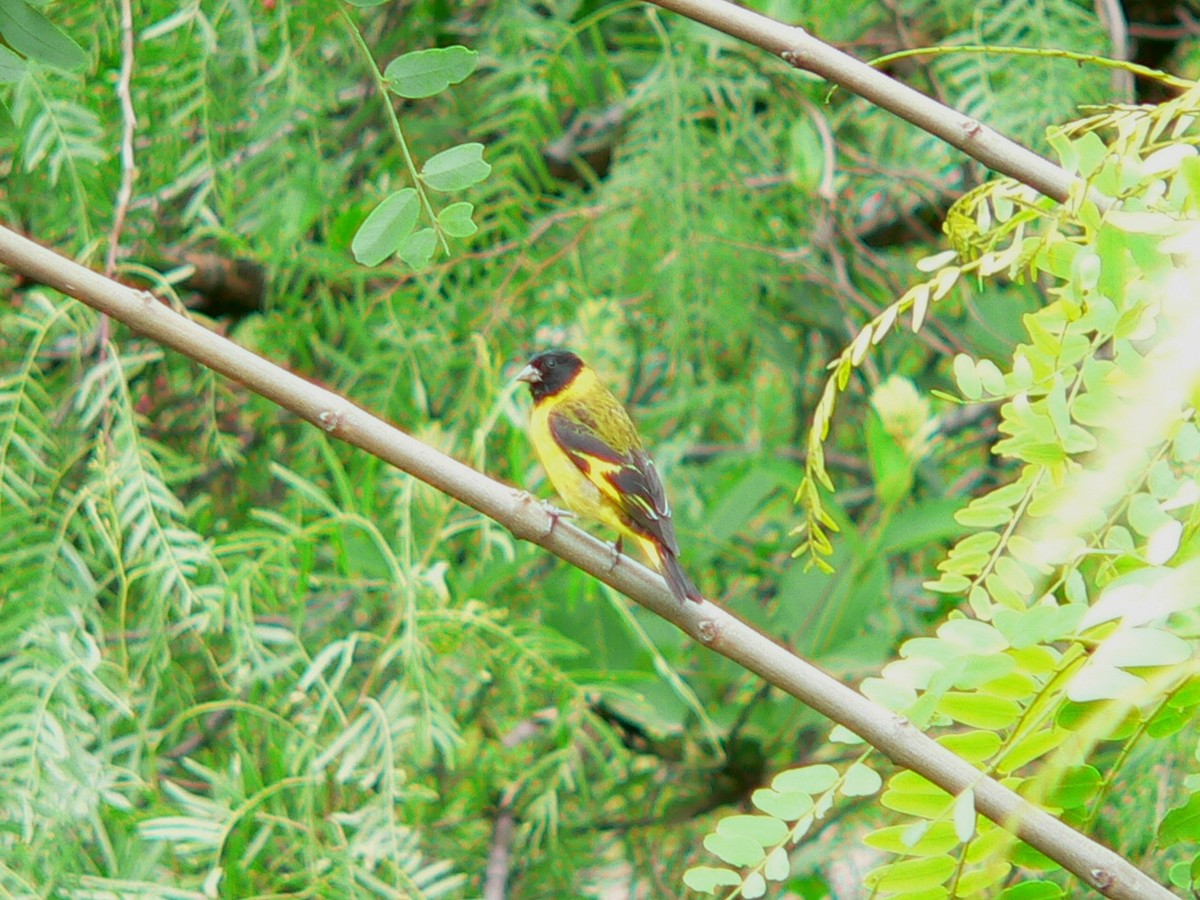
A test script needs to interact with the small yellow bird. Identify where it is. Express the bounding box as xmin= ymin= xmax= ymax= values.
xmin=517 ymin=349 xmax=702 ymax=603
